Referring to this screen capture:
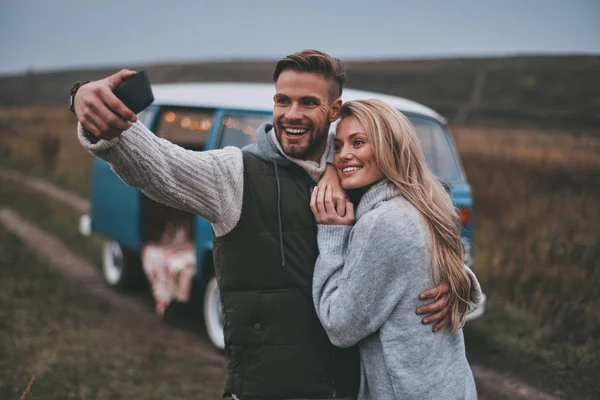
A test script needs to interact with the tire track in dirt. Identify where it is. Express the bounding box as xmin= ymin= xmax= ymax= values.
xmin=0 ymin=167 xmax=564 ymax=400
xmin=0 ymin=207 xmax=226 ymax=380
xmin=0 ymin=169 xmax=89 ymax=213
